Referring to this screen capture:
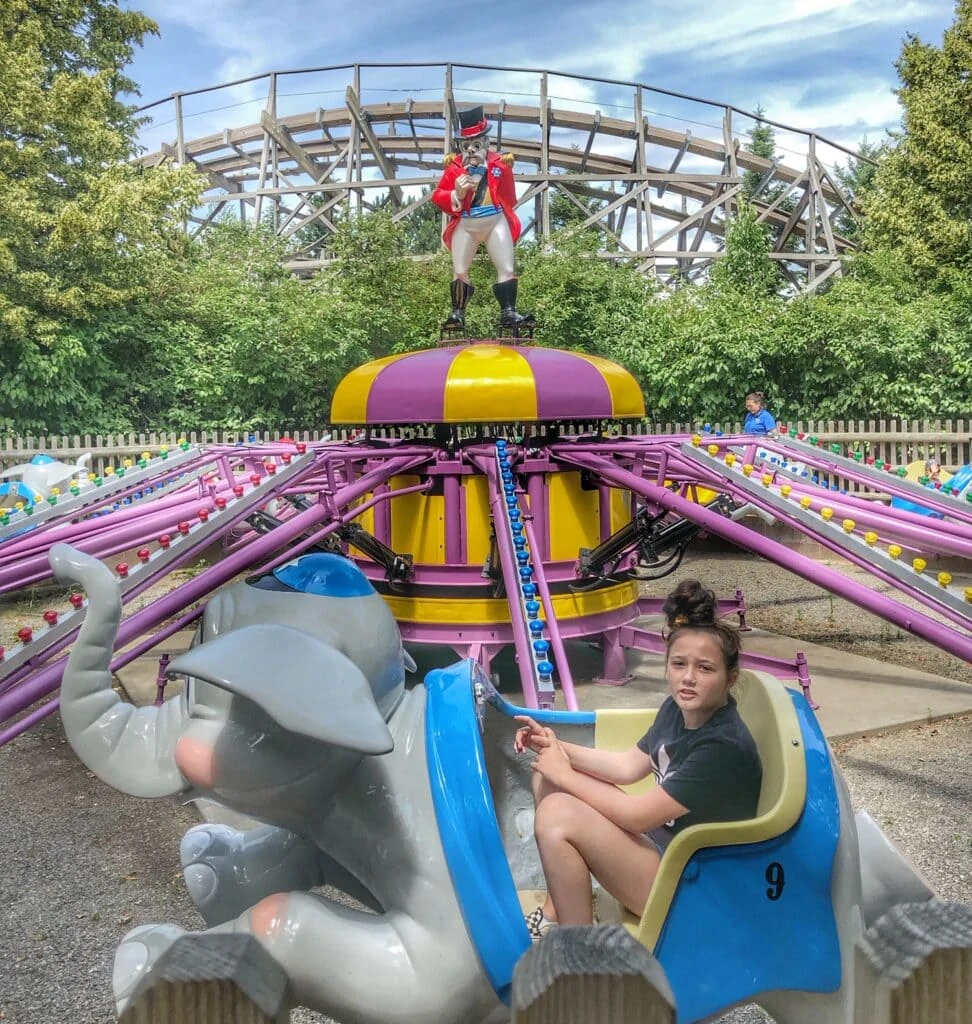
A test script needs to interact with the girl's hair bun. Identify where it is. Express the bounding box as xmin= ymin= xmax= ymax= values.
xmin=663 ymin=579 xmax=718 ymax=629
